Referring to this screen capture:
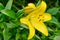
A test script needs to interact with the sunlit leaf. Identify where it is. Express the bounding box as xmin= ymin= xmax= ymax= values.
xmin=54 ymin=36 xmax=60 ymax=40
xmin=5 ymin=0 xmax=13 ymax=10
xmin=47 ymin=7 xmax=59 ymax=15
xmin=1 ymin=9 xmax=16 ymax=19
xmin=3 ymin=23 xmax=9 ymax=40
